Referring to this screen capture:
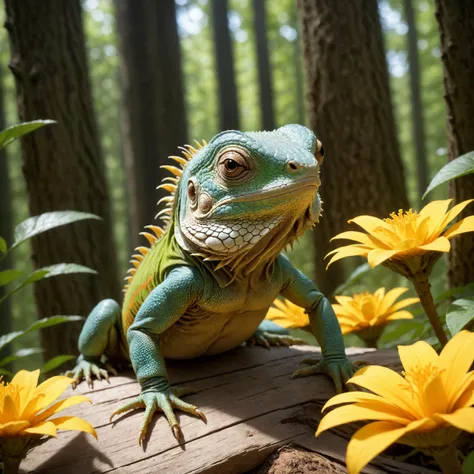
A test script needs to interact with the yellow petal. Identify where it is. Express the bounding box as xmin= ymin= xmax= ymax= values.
xmin=0 ymin=421 xmax=30 ymax=436
xmin=22 ymin=420 xmax=57 ymax=437
xmin=434 ymin=408 xmax=474 ymax=433
xmin=439 ymin=199 xmax=474 ymax=230
xmin=443 ymin=215 xmax=474 ymax=239
xmin=419 ymin=200 xmax=452 ymax=238
xmin=418 ymin=236 xmax=450 ymax=252
xmin=386 ymin=297 xmax=419 ymax=314
xmin=11 ymin=369 xmax=40 ymax=413
xmin=50 ymin=416 xmax=97 ymax=439
xmin=385 ymin=310 xmax=414 ymax=321
xmin=2 ymin=395 xmax=19 ymax=423
xmin=322 ymin=391 xmax=394 ymax=411
xmin=379 ymin=287 xmax=409 ymax=314
xmin=423 ymin=372 xmax=449 ymax=416
xmin=348 ymin=215 xmax=391 ymax=234
xmin=316 ymin=402 xmax=410 ymax=437
xmin=439 ymin=330 xmax=474 ymax=404
xmin=398 ymin=340 xmax=439 ymax=374
xmin=272 ymin=299 xmax=290 ymax=311
xmin=367 ymin=249 xmax=399 ymax=268
xmin=453 ymin=374 xmax=474 ymax=410
xmin=348 ymin=366 xmax=420 ymax=418
xmin=32 ymin=395 xmax=92 ymax=425
xmin=330 ymin=231 xmax=381 ymax=248
xmin=346 ymin=419 xmax=432 ymax=474
xmin=325 ymin=245 xmax=370 ymax=268
xmin=31 ymin=376 xmax=73 ymax=413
